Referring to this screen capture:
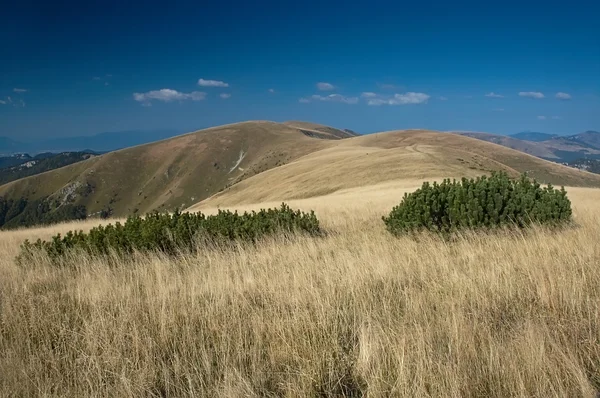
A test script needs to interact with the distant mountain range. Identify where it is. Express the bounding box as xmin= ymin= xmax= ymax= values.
xmin=508 ymin=132 xmax=558 ymax=142
xmin=0 ymin=129 xmax=182 ymax=155
xmin=457 ymin=130 xmax=600 ymax=163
